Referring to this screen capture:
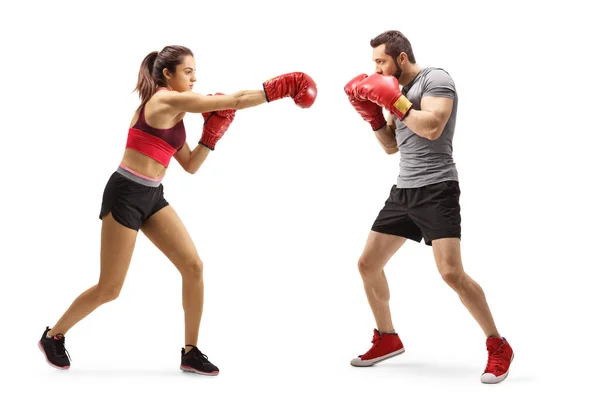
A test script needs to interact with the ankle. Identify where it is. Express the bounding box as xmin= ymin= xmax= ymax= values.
xmin=47 ymin=329 xmax=61 ymax=338
xmin=184 ymin=345 xmax=196 ymax=354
